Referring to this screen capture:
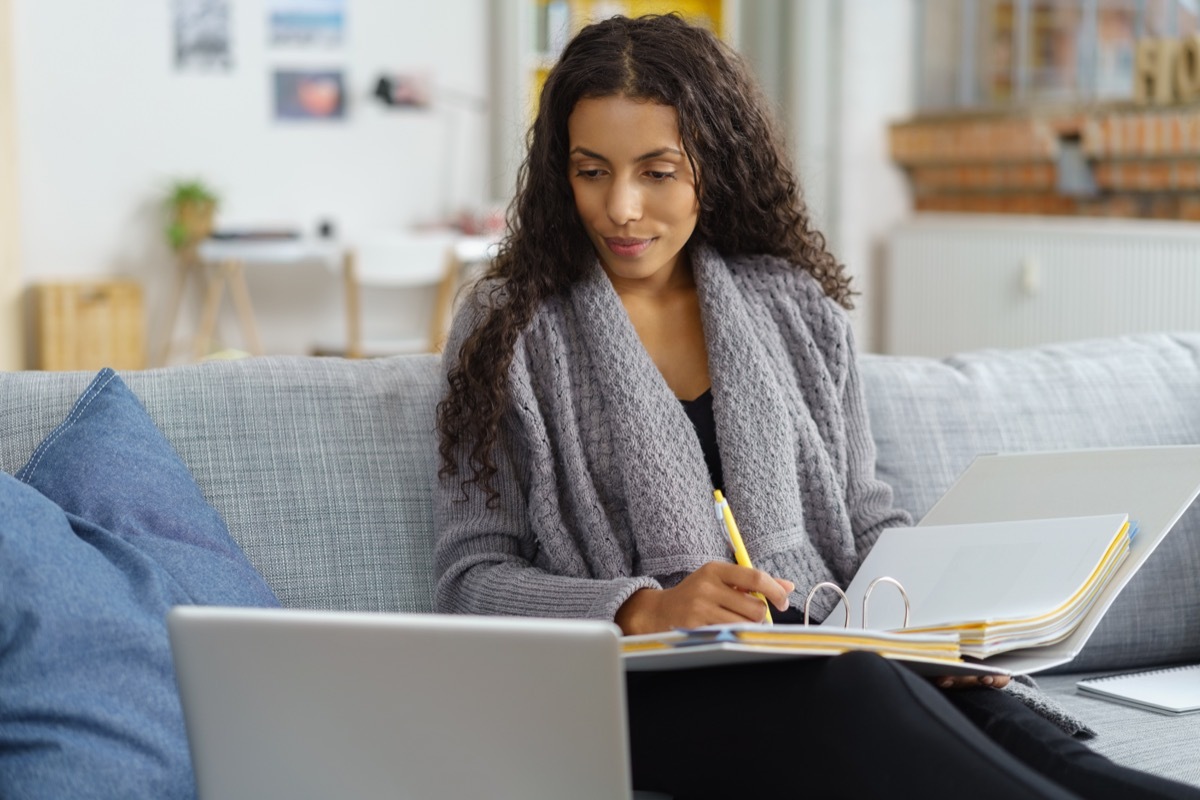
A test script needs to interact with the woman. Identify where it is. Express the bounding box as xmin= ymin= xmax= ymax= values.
xmin=434 ymin=14 xmax=1198 ymax=799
